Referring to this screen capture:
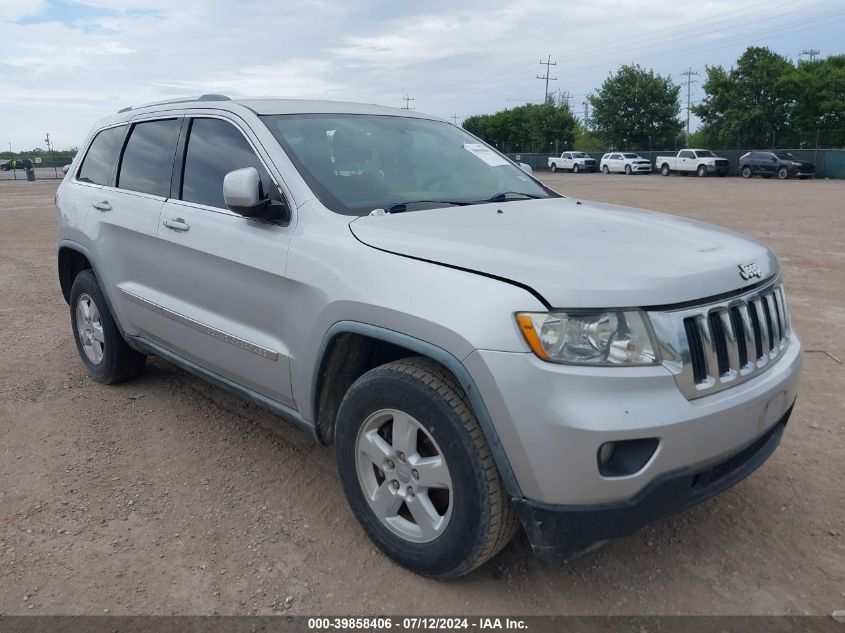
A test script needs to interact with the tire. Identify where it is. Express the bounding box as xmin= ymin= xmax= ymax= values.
xmin=69 ymin=270 xmax=145 ymax=384
xmin=741 ymin=166 xmax=752 ymax=178
xmin=624 ymin=164 xmax=632 ymax=175
xmin=602 ymin=165 xmax=610 ymax=175
xmin=697 ymin=164 xmax=708 ymax=177
xmin=335 ymin=357 xmax=518 ymax=578
xmin=550 ymin=163 xmax=557 ymax=173
xmin=661 ymin=164 xmax=670 ymax=176
xmin=572 ymin=164 xmax=580 ymax=174
xmin=778 ymin=166 xmax=789 ymax=180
